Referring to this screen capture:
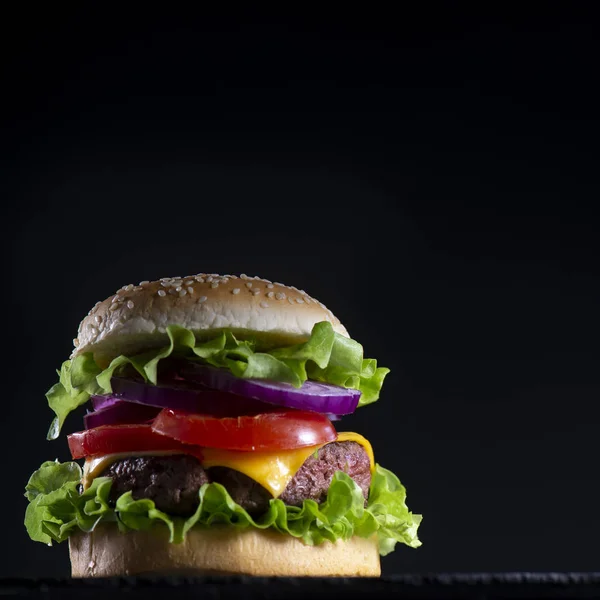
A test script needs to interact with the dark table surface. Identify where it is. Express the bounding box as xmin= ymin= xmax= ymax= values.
xmin=2 ymin=573 xmax=600 ymax=599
